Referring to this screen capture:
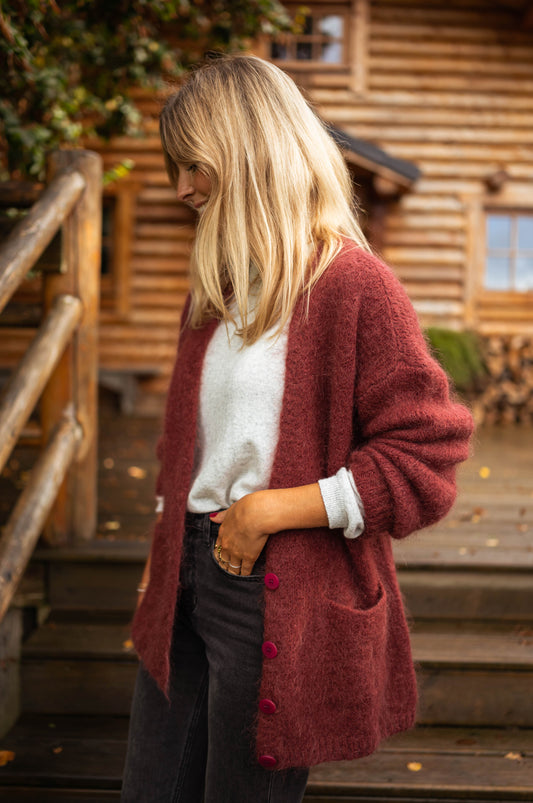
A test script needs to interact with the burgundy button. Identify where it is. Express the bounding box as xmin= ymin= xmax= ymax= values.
xmin=259 ymin=698 xmax=277 ymax=714
xmin=264 ymin=573 xmax=279 ymax=590
xmin=258 ymin=754 xmax=278 ymax=769
xmin=262 ymin=641 xmax=278 ymax=659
